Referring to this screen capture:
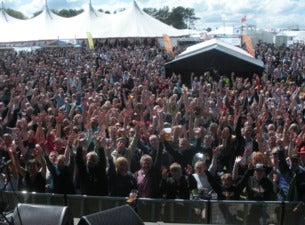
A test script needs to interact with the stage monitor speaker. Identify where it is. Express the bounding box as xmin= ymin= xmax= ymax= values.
xmin=11 ymin=203 xmax=73 ymax=225
xmin=78 ymin=204 xmax=144 ymax=225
